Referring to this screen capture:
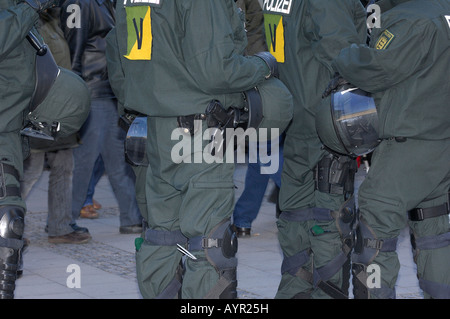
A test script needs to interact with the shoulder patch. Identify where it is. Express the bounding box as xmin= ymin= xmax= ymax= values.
xmin=123 ymin=0 xmax=161 ymax=8
xmin=375 ymin=29 xmax=395 ymax=50
xmin=262 ymin=0 xmax=292 ymax=16
xmin=124 ymin=6 xmax=152 ymax=60
xmin=264 ymin=14 xmax=285 ymax=63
